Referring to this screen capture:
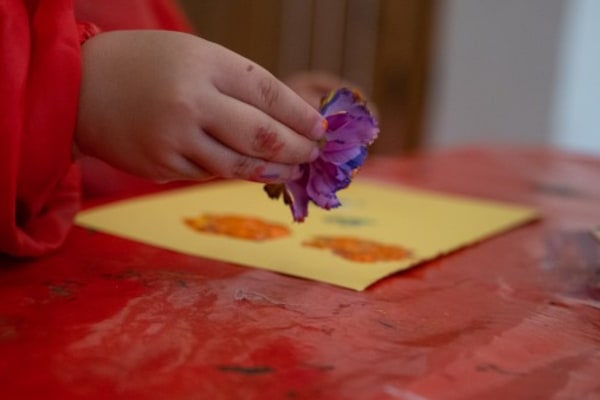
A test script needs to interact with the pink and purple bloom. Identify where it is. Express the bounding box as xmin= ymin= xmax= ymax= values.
xmin=264 ymin=88 xmax=379 ymax=222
